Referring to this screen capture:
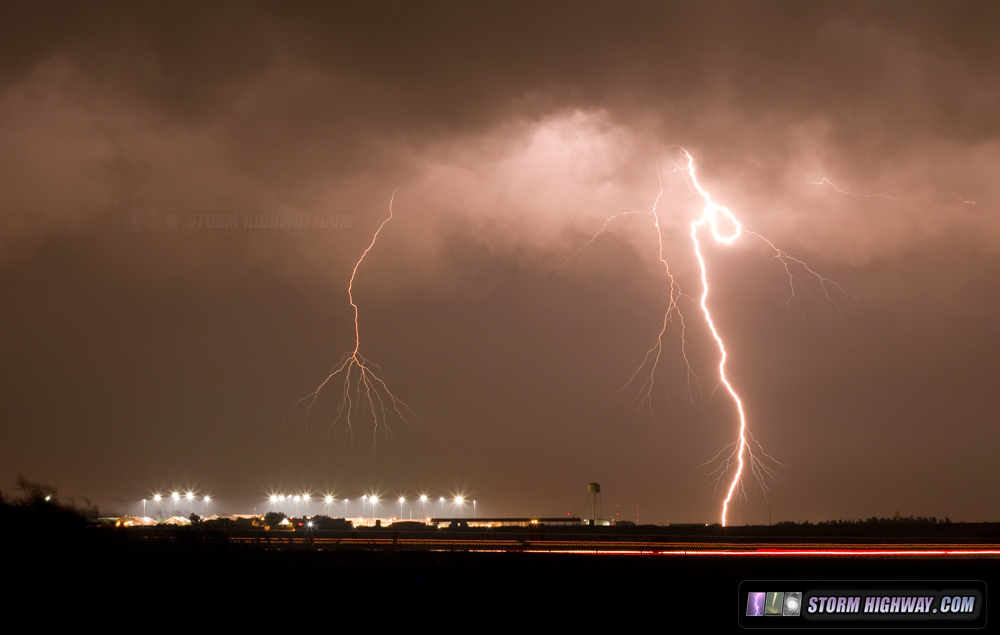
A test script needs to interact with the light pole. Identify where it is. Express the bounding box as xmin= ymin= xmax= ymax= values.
xmin=420 ymin=495 xmax=428 ymax=519
xmin=455 ymin=496 xmax=465 ymax=518
xmin=153 ymin=494 xmax=161 ymax=519
xmin=398 ymin=496 xmax=405 ymax=519
xmin=473 ymin=500 xmax=477 ymax=519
